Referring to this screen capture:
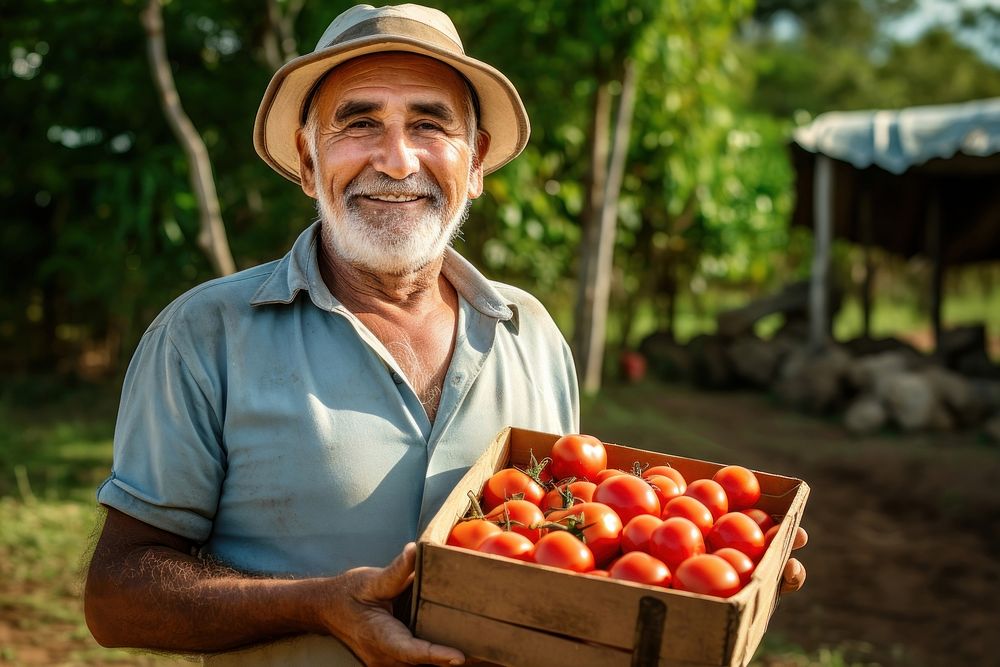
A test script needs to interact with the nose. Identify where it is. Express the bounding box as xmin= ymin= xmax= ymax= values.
xmin=372 ymin=125 xmax=420 ymax=180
